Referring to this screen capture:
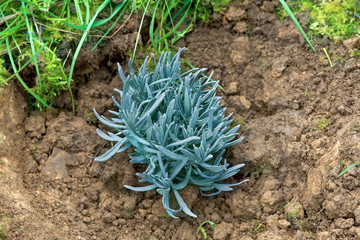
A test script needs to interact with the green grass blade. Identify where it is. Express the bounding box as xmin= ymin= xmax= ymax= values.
xmin=21 ymin=1 xmax=42 ymax=86
xmin=152 ymin=2 xmax=192 ymax=45
xmin=60 ymin=0 xmax=67 ymax=17
xmin=279 ymin=0 xmax=316 ymax=52
xmin=44 ymin=2 xmax=125 ymax=31
xmin=133 ymin=0 xmax=151 ymax=60
xmin=337 ymin=162 xmax=360 ymax=178
xmin=74 ymin=0 xmax=84 ymax=25
xmin=167 ymin=0 xmax=191 ymax=26
xmin=0 ymin=12 xmax=24 ymax=54
xmin=67 ymin=0 xmax=112 ymax=114
xmin=67 ymin=3 xmax=70 ymax=22
xmin=84 ymin=0 xmax=90 ymax=24
xmin=149 ymin=0 xmax=161 ymax=51
xmin=91 ymin=1 xmax=129 ymax=51
xmin=5 ymin=37 xmax=49 ymax=108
